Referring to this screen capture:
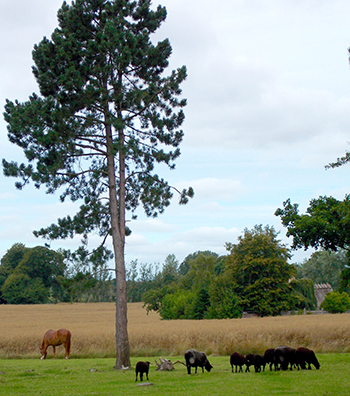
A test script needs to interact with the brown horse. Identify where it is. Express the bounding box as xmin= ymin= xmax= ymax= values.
xmin=40 ymin=329 xmax=71 ymax=359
